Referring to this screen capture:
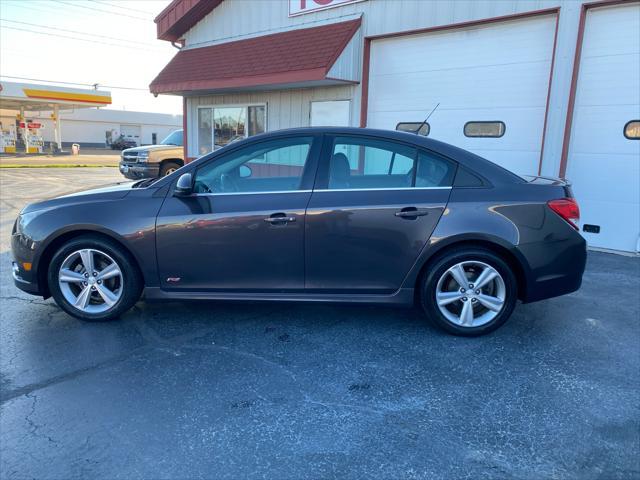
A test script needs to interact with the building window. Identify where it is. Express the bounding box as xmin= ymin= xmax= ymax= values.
xmin=396 ymin=122 xmax=429 ymax=136
xmin=464 ymin=121 xmax=505 ymax=138
xmin=197 ymin=105 xmax=266 ymax=155
xmin=624 ymin=120 xmax=640 ymax=140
